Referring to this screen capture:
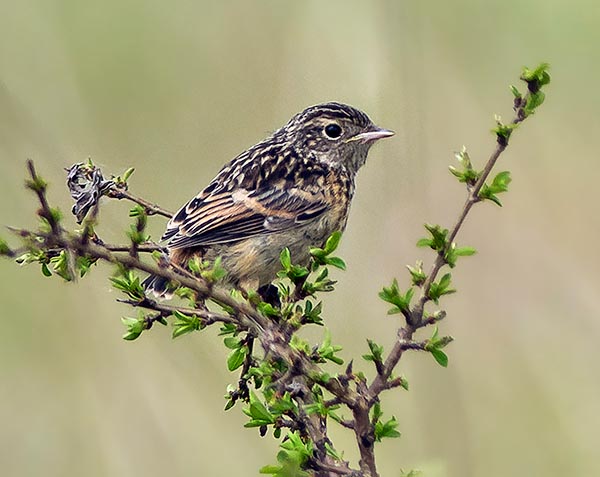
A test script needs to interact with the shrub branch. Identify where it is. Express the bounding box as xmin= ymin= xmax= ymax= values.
xmin=1 ymin=64 xmax=550 ymax=477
